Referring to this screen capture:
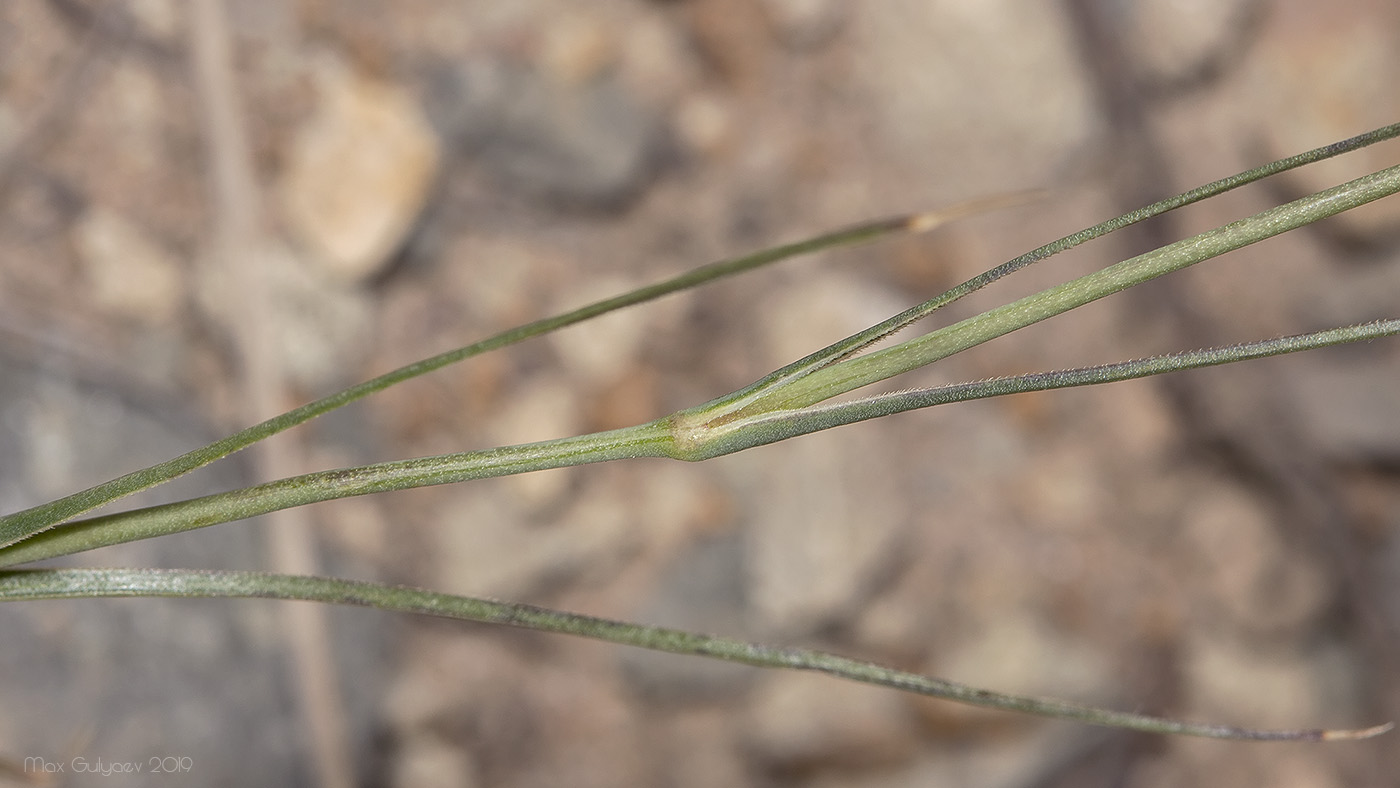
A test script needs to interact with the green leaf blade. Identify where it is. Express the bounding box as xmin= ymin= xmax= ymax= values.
xmin=2 ymin=568 xmax=1388 ymax=741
